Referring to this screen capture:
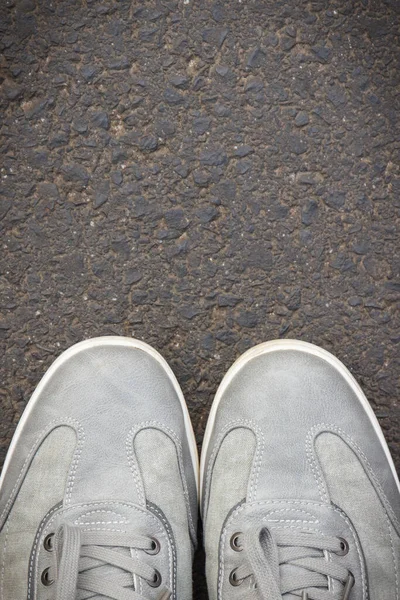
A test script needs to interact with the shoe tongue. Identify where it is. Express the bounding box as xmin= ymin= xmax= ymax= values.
xmin=71 ymin=504 xmax=136 ymax=596
xmin=262 ymin=503 xmax=330 ymax=598
xmin=256 ymin=523 xmax=327 ymax=600
xmin=55 ymin=518 xmax=137 ymax=600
